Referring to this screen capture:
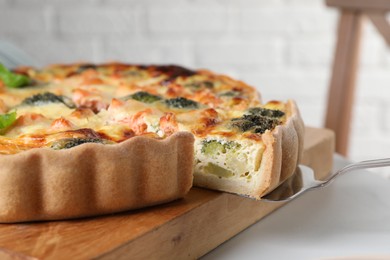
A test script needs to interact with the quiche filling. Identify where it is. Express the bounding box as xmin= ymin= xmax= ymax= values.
xmin=0 ymin=63 xmax=302 ymax=199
